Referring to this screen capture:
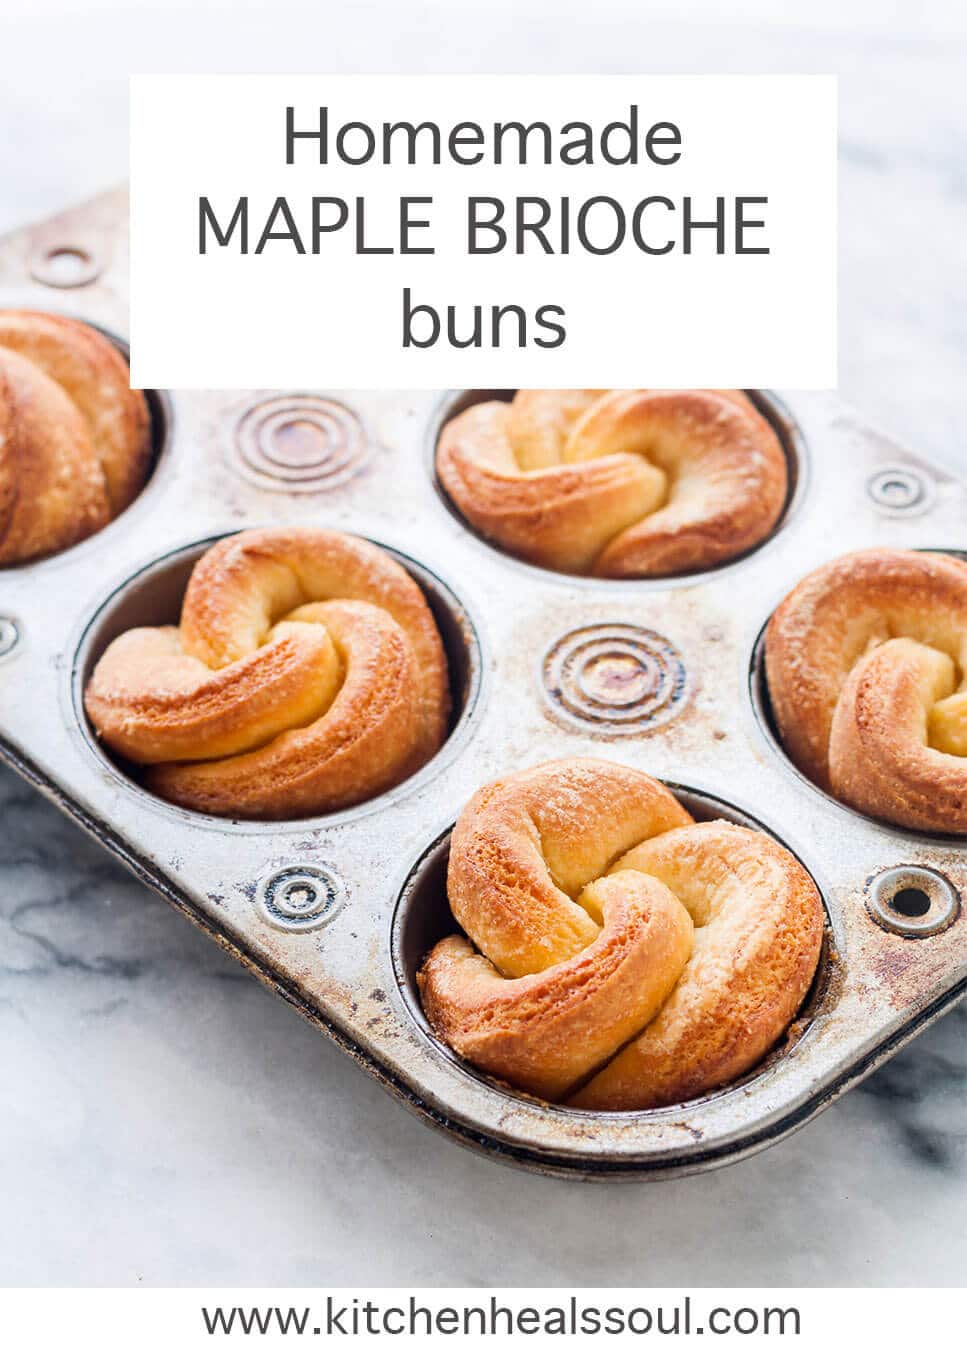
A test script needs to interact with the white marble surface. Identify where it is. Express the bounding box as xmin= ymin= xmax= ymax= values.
xmin=0 ymin=0 xmax=965 ymax=1286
